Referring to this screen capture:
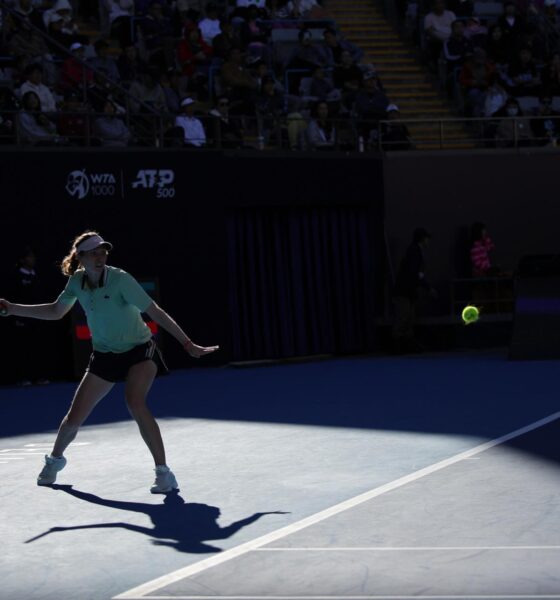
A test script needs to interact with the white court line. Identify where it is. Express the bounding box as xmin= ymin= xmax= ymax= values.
xmin=119 ymin=594 xmax=560 ymax=600
xmin=254 ymin=546 xmax=560 ymax=551
xmin=113 ymin=410 xmax=560 ymax=600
